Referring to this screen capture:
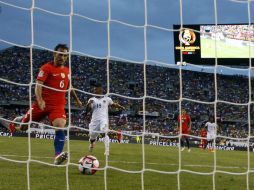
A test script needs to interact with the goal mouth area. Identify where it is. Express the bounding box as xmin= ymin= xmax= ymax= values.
xmin=0 ymin=0 xmax=254 ymax=190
